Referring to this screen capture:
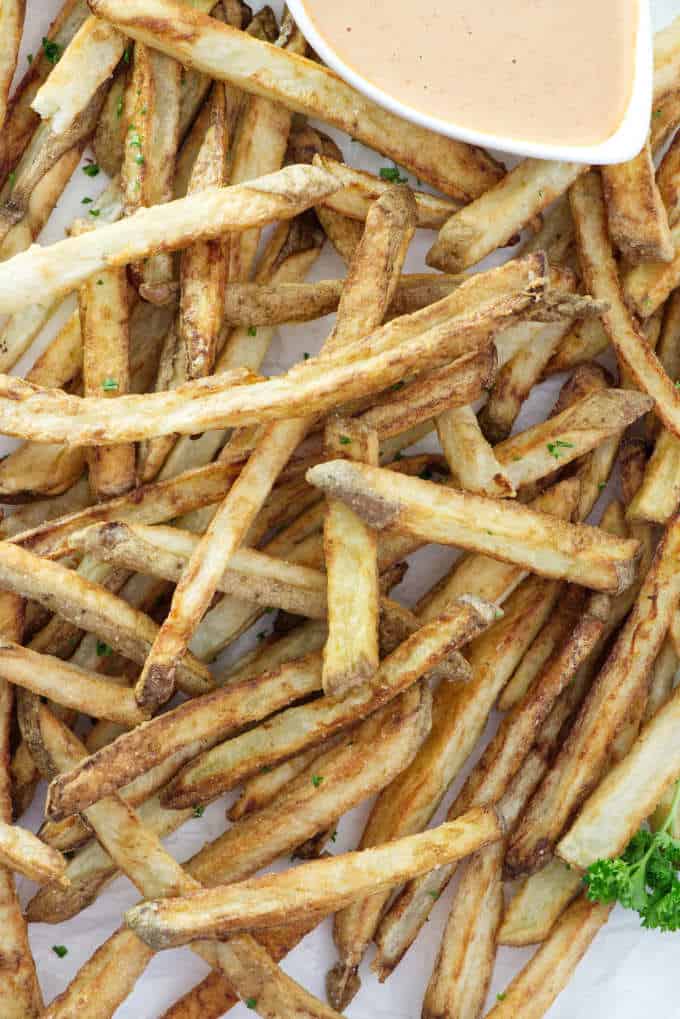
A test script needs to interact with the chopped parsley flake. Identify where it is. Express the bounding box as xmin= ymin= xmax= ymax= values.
xmin=81 ymin=196 xmax=93 ymax=204
xmin=116 ymin=94 xmax=124 ymax=118
xmin=427 ymin=890 xmax=440 ymax=900
xmin=379 ymin=165 xmax=408 ymax=184
xmin=82 ymin=163 xmax=100 ymax=177
xmin=89 ymin=208 xmax=101 ymax=217
xmin=52 ymin=945 xmax=68 ymax=958
xmin=123 ymin=45 xmax=132 ymax=64
xmin=311 ymin=774 xmax=324 ymax=787
xmin=193 ymin=805 xmax=205 ymax=818
xmin=101 ymin=377 xmax=118 ymax=392
xmin=96 ymin=640 xmax=112 ymax=656
xmin=245 ymin=1000 xmax=257 ymax=1010
xmin=497 ymin=992 xmax=507 ymax=1001
xmin=247 ymin=326 xmax=257 ymax=336
xmin=7 ymin=171 xmax=15 ymax=190
xmin=547 ymin=439 xmax=575 ymax=460
xmin=339 ymin=435 xmax=351 ymax=445
xmin=42 ymin=37 xmax=62 ymax=64
xmin=26 ymin=53 xmax=32 ymax=64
